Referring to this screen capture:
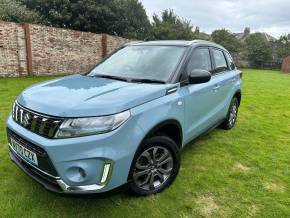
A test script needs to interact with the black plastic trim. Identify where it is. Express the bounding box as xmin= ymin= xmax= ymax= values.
xmin=142 ymin=119 xmax=183 ymax=149
xmin=7 ymin=128 xmax=58 ymax=176
xmin=10 ymin=150 xmax=62 ymax=193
